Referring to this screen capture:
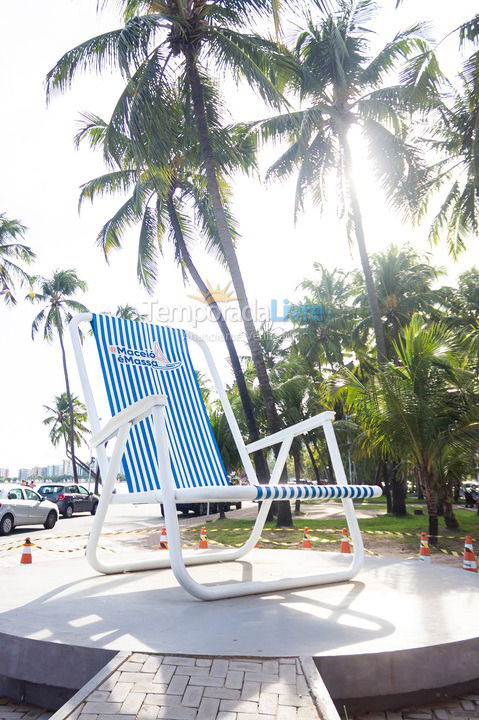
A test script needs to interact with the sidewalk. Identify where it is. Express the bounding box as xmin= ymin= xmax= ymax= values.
xmin=57 ymin=653 xmax=320 ymax=720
